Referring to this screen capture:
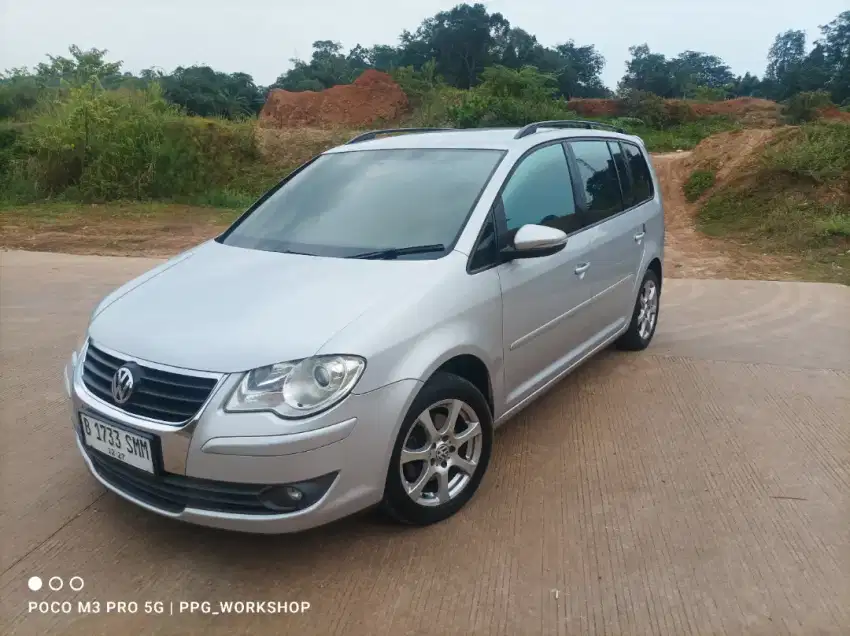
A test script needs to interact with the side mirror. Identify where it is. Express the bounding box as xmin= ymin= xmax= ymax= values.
xmin=501 ymin=224 xmax=568 ymax=261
